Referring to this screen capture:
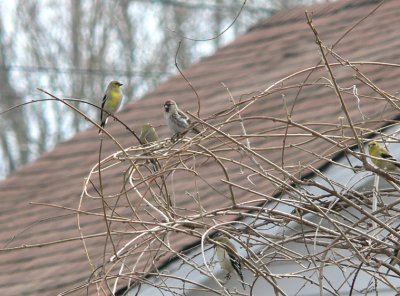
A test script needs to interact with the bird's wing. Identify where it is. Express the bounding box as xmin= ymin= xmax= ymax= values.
xmin=380 ymin=150 xmax=396 ymax=160
xmin=139 ymin=131 xmax=146 ymax=143
xmin=101 ymin=93 xmax=107 ymax=108
xmin=150 ymin=128 xmax=159 ymax=141
xmin=177 ymin=109 xmax=190 ymax=123
xmin=177 ymin=109 xmax=201 ymax=133
xmin=100 ymin=94 xmax=107 ymax=123
xmin=379 ymin=149 xmax=400 ymax=168
xmin=228 ymin=252 xmax=244 ymax=281
xmin=228 ymin=251 xmax=246 ymax=289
